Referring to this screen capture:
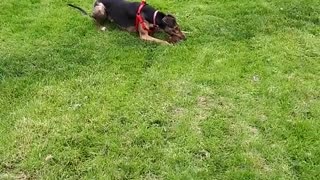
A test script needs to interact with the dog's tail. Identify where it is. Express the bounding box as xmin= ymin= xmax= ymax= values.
xmin=67 ymin=4 xmax=89 ymax=16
